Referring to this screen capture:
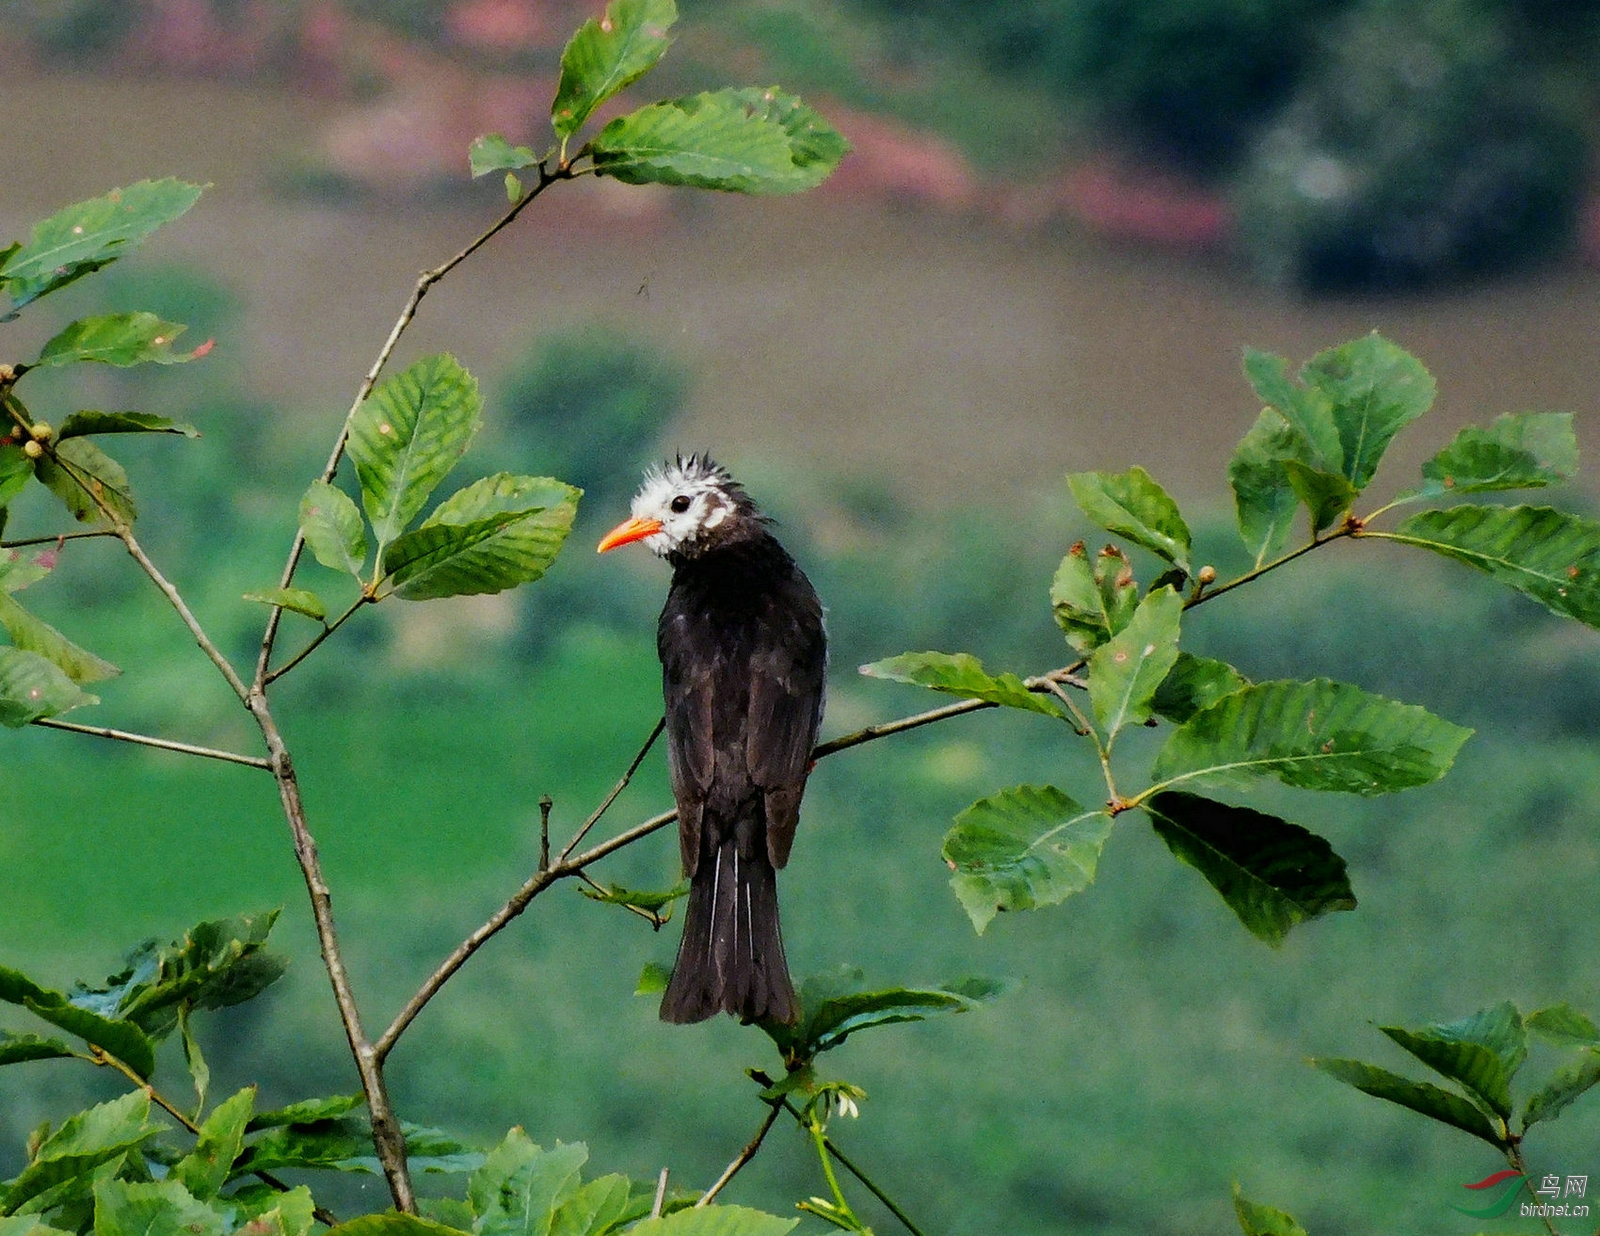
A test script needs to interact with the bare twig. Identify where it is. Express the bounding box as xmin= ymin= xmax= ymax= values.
xmin=697 ymin=1101 xmax=782 ymax=1207
xmin=556 ymin=717 xmax=665 ymax=863
xmin=651 ymin=1168 xmax=670 ymax=1219
xmin=262 ymin=596 xmax=372 ymax=685
xmin=0 ymin=528 xmax=120 ymax=549
xmin=32 ymin=717 xmax=272 ymax=769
